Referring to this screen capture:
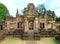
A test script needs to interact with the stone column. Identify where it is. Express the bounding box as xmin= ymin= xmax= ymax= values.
xmin=24 ymin=19 xmax=28 ymax=32
xmin=34 ymin=17 xmax=39 ymax=32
